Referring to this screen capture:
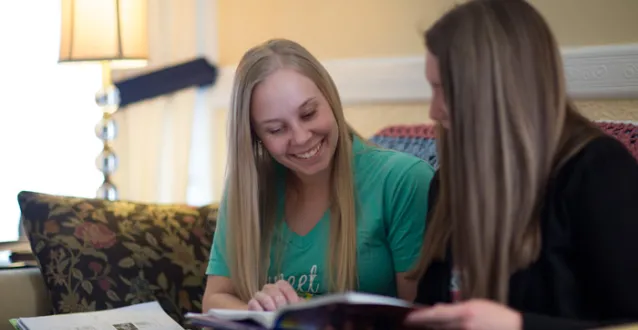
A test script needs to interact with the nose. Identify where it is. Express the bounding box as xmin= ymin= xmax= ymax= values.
xmin=290 ymin=123 xmax=312 ymax=146
xmin=429 ymin=102 xmax=446 ymax=123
